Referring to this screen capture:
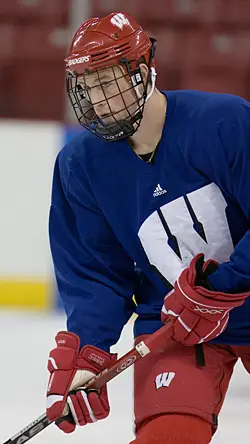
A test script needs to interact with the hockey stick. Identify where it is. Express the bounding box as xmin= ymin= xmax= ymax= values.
xmin=3 ymin=321 xmax=173 ymax=444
